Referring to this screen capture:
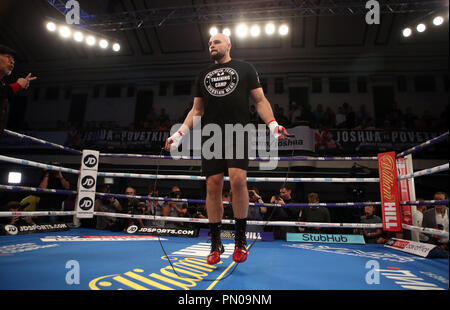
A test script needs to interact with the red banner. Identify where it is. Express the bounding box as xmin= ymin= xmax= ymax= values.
xmin=397 ymin=158 xmax=413 ymax=225
xmin=378 ymin=152 xmax=402 ymax=232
